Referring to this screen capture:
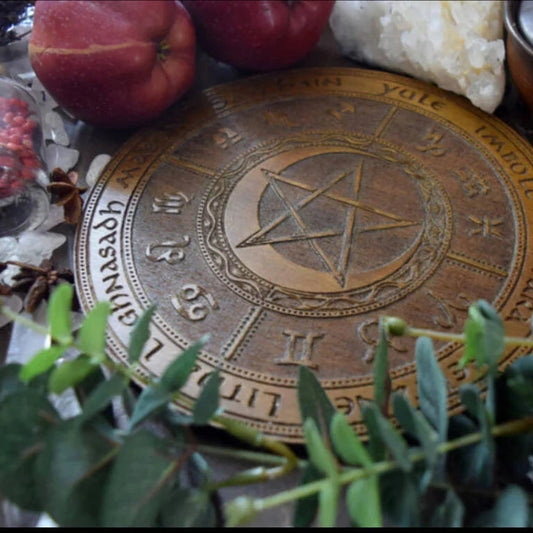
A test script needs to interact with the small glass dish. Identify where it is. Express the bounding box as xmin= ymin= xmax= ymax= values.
xmin=0 ymin=76 xmax=49 ymax=237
